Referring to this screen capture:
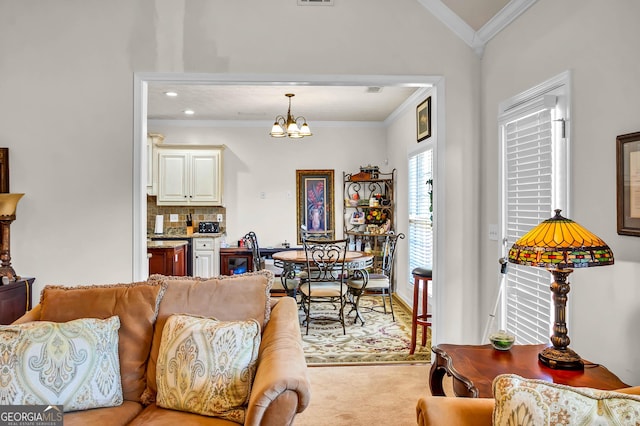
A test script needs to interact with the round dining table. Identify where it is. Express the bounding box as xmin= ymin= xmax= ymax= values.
xmin=272 ymin=249 xmax=374 ymax=268
xmin=272 ymin=249 xmax=374 ymax=323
